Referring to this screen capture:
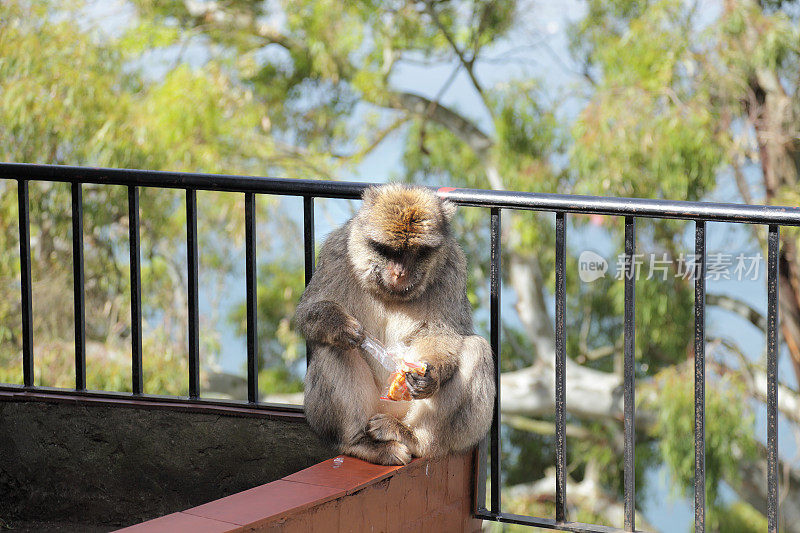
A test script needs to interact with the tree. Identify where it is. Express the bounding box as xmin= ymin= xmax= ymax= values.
xmin=2 ymin=0 xmax=799 ymax=530
xmin=146 ymin=1 xmax=797 ymax=529
xmin=0 ymin=0 xmax=314 ymax=394
xmin=569 ymin=0 xmax=800 ymax=528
